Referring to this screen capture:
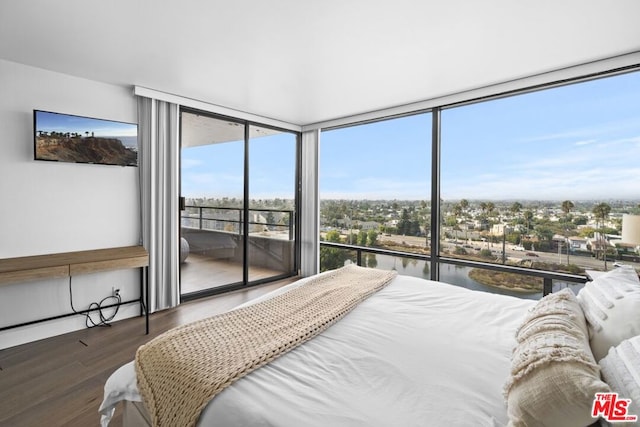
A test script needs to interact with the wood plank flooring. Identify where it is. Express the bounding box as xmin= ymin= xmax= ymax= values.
xmin=0 ymin=278 xmax=296 ymax=427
